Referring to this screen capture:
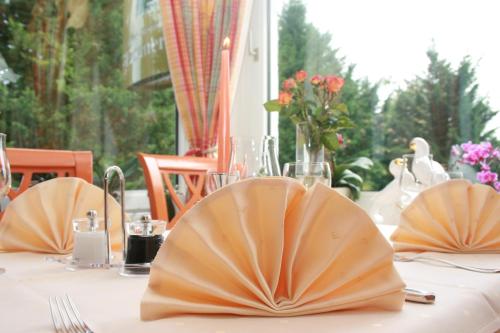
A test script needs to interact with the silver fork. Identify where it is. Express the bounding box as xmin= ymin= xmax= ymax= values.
xmin=394 ymin=253 xmax=500 ymax=273
xmin=49 ymin=295 xmax=94 ymax=333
